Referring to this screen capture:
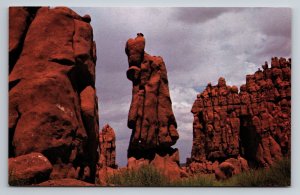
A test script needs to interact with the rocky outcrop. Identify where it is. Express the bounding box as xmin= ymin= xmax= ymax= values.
xmin=127 ymin=149 xmax=187 ymax=181
xmin=9 ymin=152 xmax=53 ymax=185
xmin=98 ymin=124 xmax=117 ymax=168
xmin=9 ymin=7 xmax=99 ymax=184
xmin=189 ymin=57 xmax=291 ymax=174
xmin=125 ymin=33 xmax=182 ymax=180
